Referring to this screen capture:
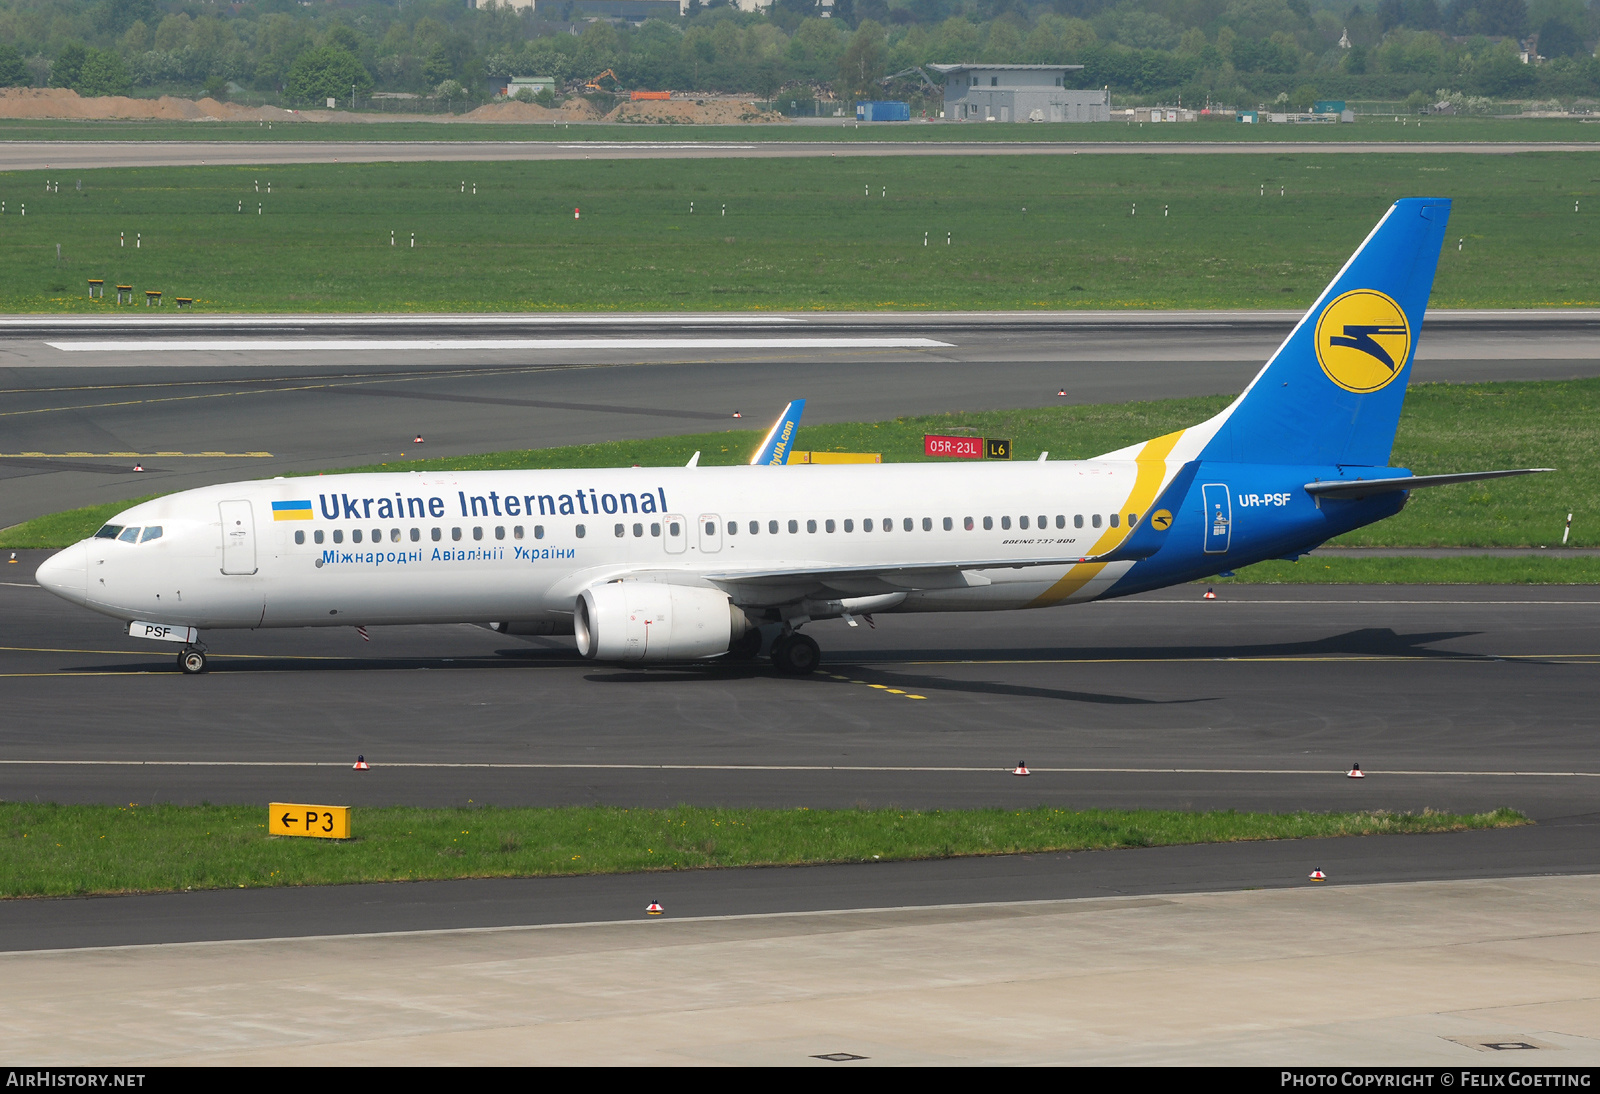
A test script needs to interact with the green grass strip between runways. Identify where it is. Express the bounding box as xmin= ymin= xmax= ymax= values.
xmin=0 ymin=803 xmax=1527 ymax=899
